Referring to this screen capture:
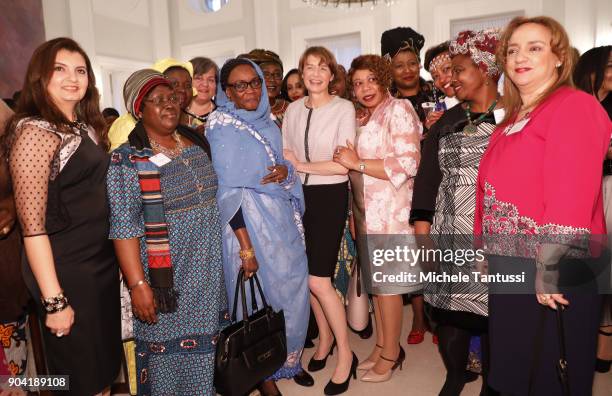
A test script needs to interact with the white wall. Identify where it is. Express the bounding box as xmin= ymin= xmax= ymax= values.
xmin=40 ymin=0 xmax=612 ymax=111
xmin=41 ymin=0 xmax=171 ymax=110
